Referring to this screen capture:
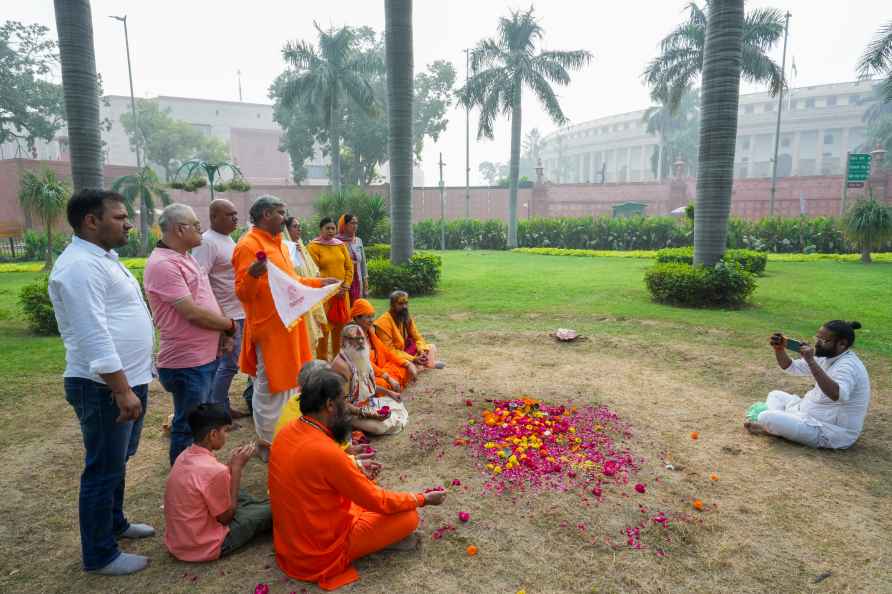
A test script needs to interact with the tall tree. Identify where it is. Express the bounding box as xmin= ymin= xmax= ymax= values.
xmin=385 ymin=0 xmax=414 ymax=264
xmin=0 ymin=21 xmax=65 ymax=155
xmin=642 ymin=1 xmax=785 ymax=113
xmin=19 ymin=169 xmax=69 ymax=269
xmin=53 ymin=0 xmax=102 ymax=191
xmin=111 ymin=167 xmax=170 ymax=249
xmin=643 ymin=86 xmax=700 ymax=180
xmin=280 ymin=24 xmax=381 ymax=192
xmin=857 ymin=21 xmax=892 ymax=103
xmin=120 ymin=99 xmax=215 ymax=180
xmin=459 ymin=7 xmax=592 ymax=248
xmin=693 ymin=0 xmax=744 ymax=266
